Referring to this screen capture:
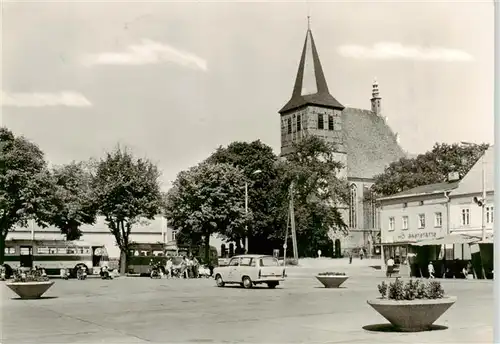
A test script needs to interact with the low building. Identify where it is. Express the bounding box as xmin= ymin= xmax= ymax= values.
xmin=448 ymin=145 xmax=494 ymax=258
xmin=377 ymin=180 xmax=459 ymax=266
xmin=377 ymin=145 xmax=495 ymax=275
